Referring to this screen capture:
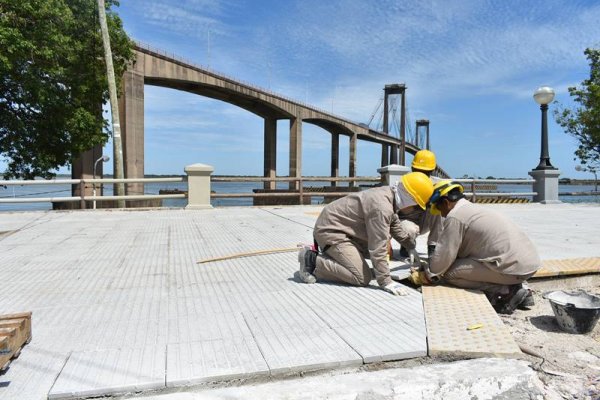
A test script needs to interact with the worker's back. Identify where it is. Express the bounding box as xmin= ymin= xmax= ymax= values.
xmin=448 ymin=199 xmax=540 ymax=275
